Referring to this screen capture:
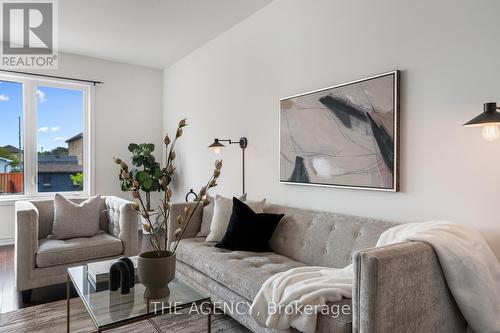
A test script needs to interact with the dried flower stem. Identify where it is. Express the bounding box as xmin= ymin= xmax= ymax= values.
xmin=135 ymin=192 xmax=161 ymax=252
xmin=171 ymin=175 xmax=214 ymax=255
xmin=163 ymin=135 xmax=178 ymax=251
xmin=115 ymin=118 xmax=220 ymax=258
